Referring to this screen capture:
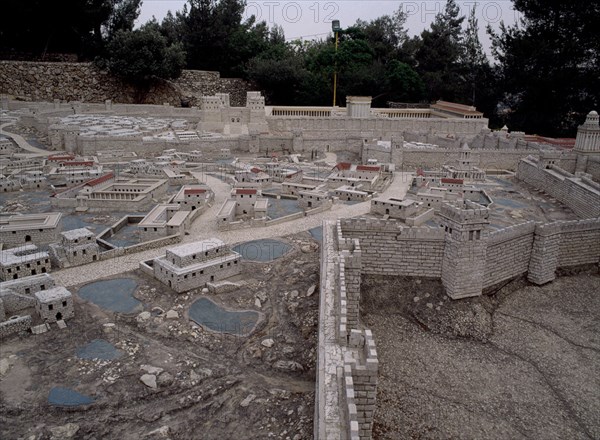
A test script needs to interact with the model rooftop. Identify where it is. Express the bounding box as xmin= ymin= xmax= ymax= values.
xmin=167 ymin=239 xmax=225 ymax=258
xmin=1 ymin=245 xmax=49 ymax=265
xmin=61 ymin=228 xmax=94 ymax=240
xmin=34 ymin=286 xmax=71 ymax=303
xmin=0 ymin=213 xmax=62 ymax=232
